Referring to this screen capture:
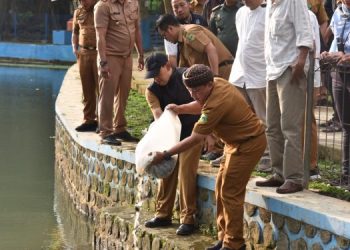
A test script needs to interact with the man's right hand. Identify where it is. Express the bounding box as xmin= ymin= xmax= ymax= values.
xmin=100 ymin=65 xmax=111 ymax=79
